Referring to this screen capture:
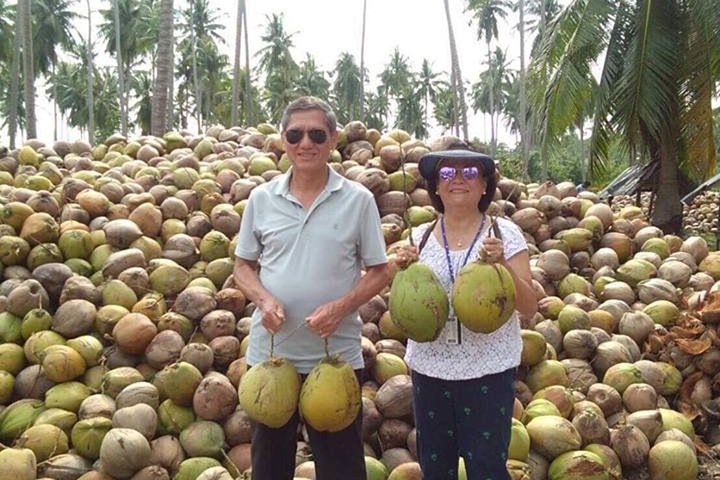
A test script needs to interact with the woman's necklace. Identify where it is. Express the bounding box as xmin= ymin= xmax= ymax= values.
xmin=447 ymin=215 xmax=485 ymax=248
